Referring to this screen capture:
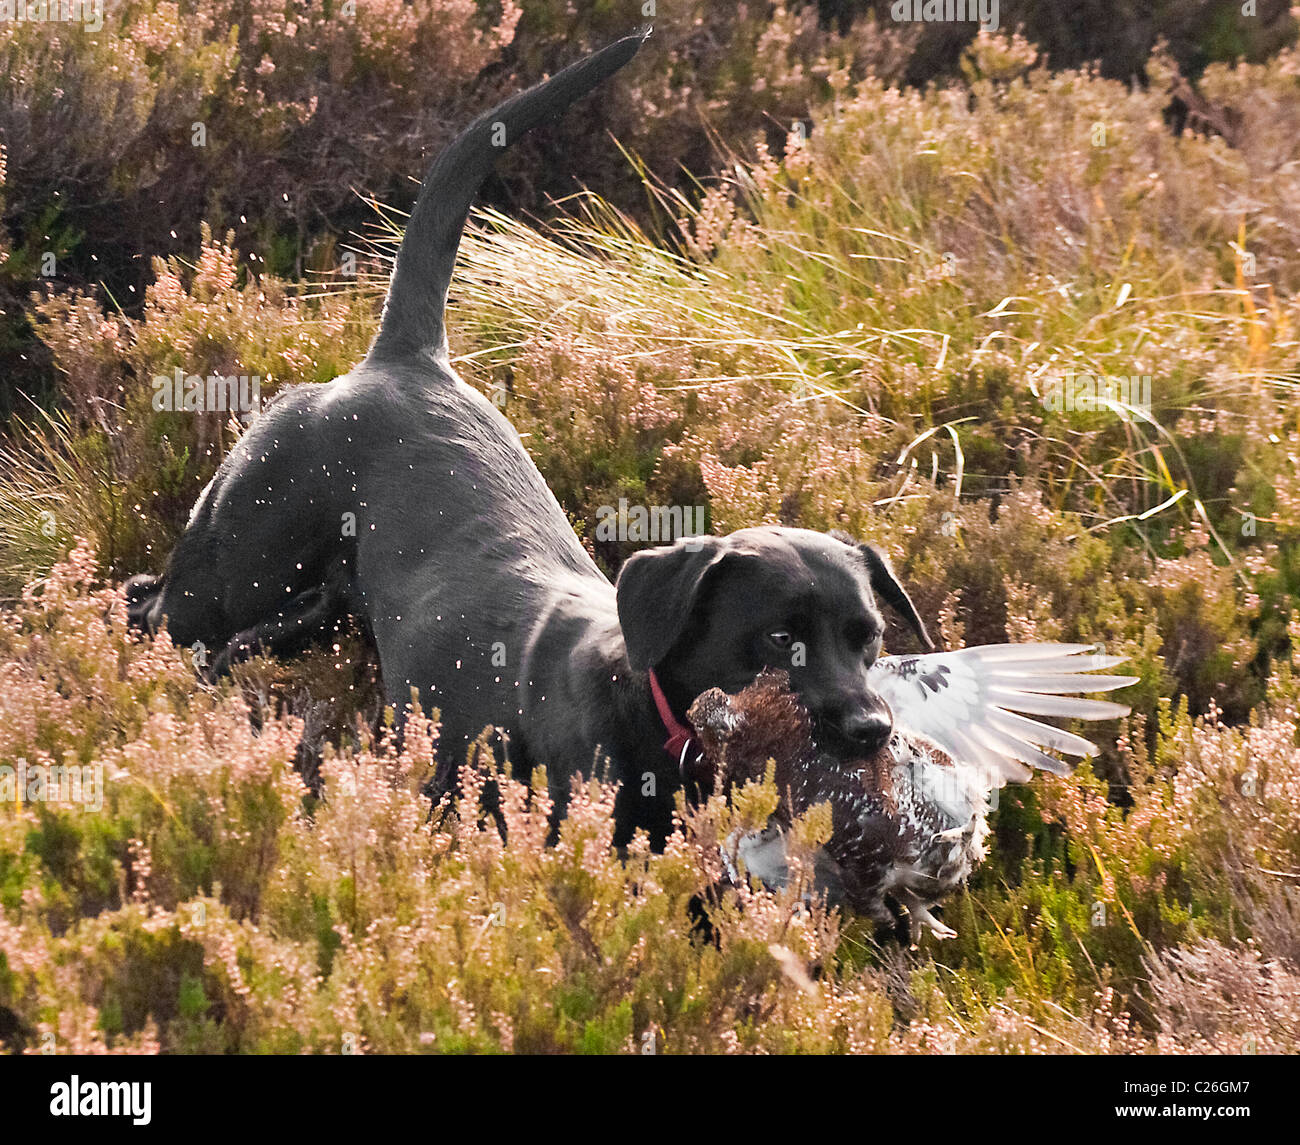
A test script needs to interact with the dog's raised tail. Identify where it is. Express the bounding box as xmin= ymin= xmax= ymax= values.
xmin=367 ymin=28 xmax=649 ymax=364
